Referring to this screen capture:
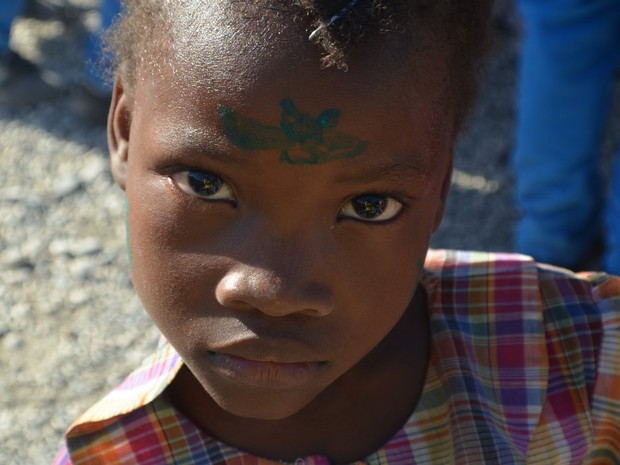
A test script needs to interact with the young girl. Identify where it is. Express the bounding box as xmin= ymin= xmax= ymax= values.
xmin=53 ymin=1 xmax=620 ymax=464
